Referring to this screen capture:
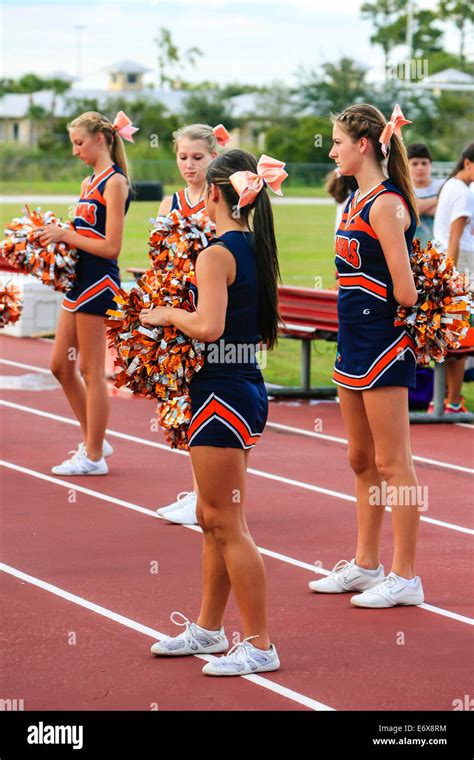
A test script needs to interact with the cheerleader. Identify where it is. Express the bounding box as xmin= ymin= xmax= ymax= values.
xmin=433 ymin=143 xmax=474 ymax=413
xmin=155 ymin=123 xmax=230 ymax=525
xmin=34 ymin=111 xmax=136 ymax=475
xmin=140 ymin=149 xmax=286 ymax=676
xmin=309 ymin=104 xmax=425 ymax=608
